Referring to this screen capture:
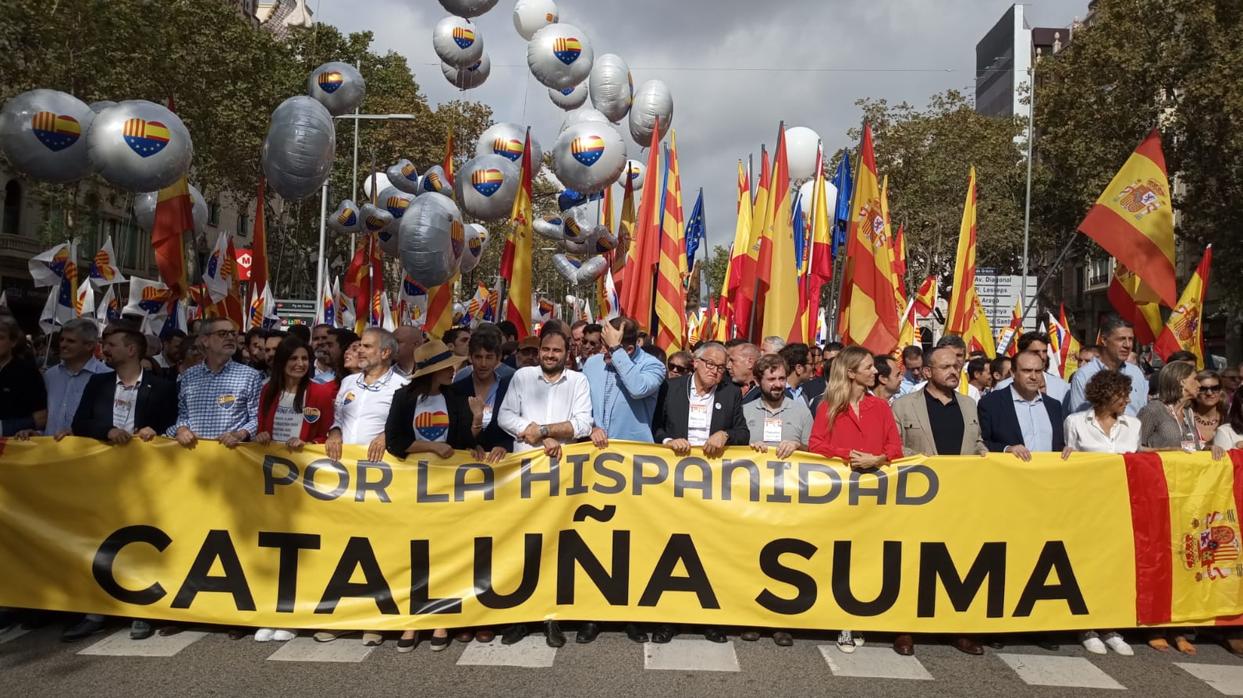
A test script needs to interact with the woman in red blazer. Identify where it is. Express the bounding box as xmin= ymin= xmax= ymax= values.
xmin=255 ymin=336 xmax=337 ymax=448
